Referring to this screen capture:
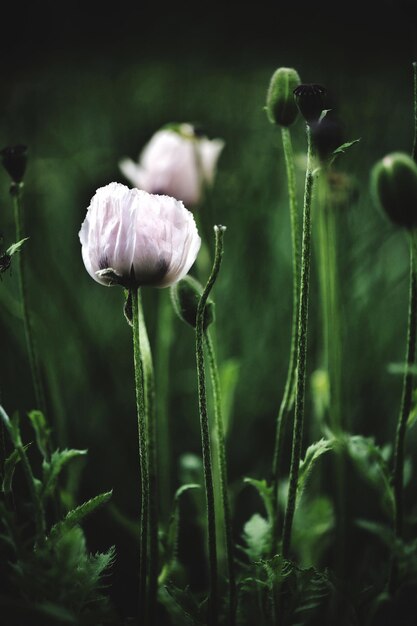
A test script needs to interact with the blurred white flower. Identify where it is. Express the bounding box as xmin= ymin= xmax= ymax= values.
xmin=79 ymin=182 xmax=201 ymax=288
xmin=119 ymin=124 xmax=224 ymax=207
